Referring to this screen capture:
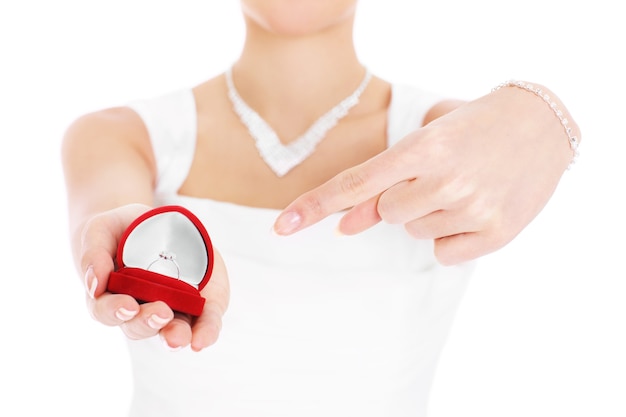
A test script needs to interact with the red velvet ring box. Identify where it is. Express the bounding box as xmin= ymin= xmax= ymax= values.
xmin=107 ymin=205 xmax=214 ymax=316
